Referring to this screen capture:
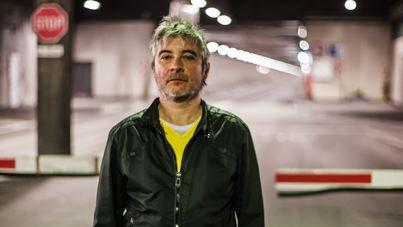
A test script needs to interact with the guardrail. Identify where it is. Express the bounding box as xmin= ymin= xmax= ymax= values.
xmin=0 ymin=155 xmax=101 ymax=175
